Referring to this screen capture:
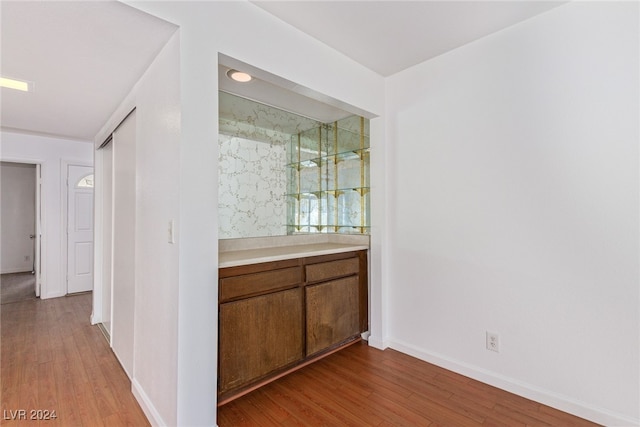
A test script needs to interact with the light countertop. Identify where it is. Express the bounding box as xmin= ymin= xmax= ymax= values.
xmin=219 ymin=235 xmax=369 ymax=268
